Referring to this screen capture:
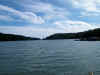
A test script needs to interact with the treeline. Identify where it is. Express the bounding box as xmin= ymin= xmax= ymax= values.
xmin=77 ymin=28 xmax=100 ymax=38
xmin=44 ymin=33 xmax=77 ymax=40
xmin=44 ymin=28 xmax=100 ymax=41
xmin=1 ymin=28 xmax=100 ymax=41
xmin=0 ymin=33 xmax=40 ymax=41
